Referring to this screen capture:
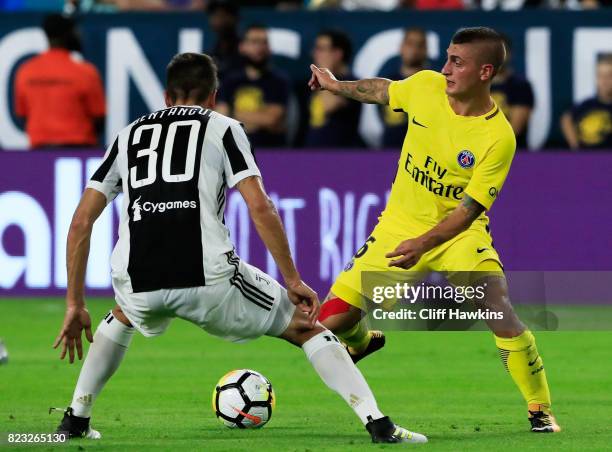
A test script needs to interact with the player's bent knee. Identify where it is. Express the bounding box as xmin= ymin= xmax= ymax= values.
xmin=474 ymin=270 xmax=526 ymax=337
xmin=278 ymin=310 xmax=327 ymax=347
